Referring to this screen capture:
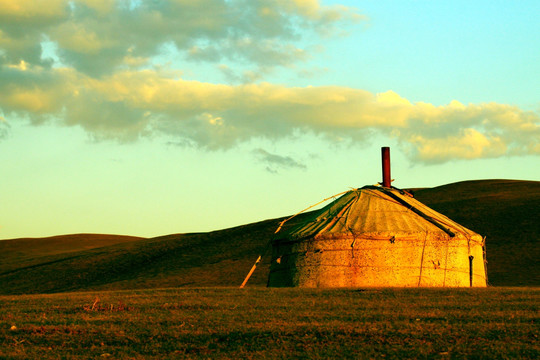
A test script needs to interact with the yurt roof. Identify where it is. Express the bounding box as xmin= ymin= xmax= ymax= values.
xmin=276 ymin=186 xmax=479 ymax=241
